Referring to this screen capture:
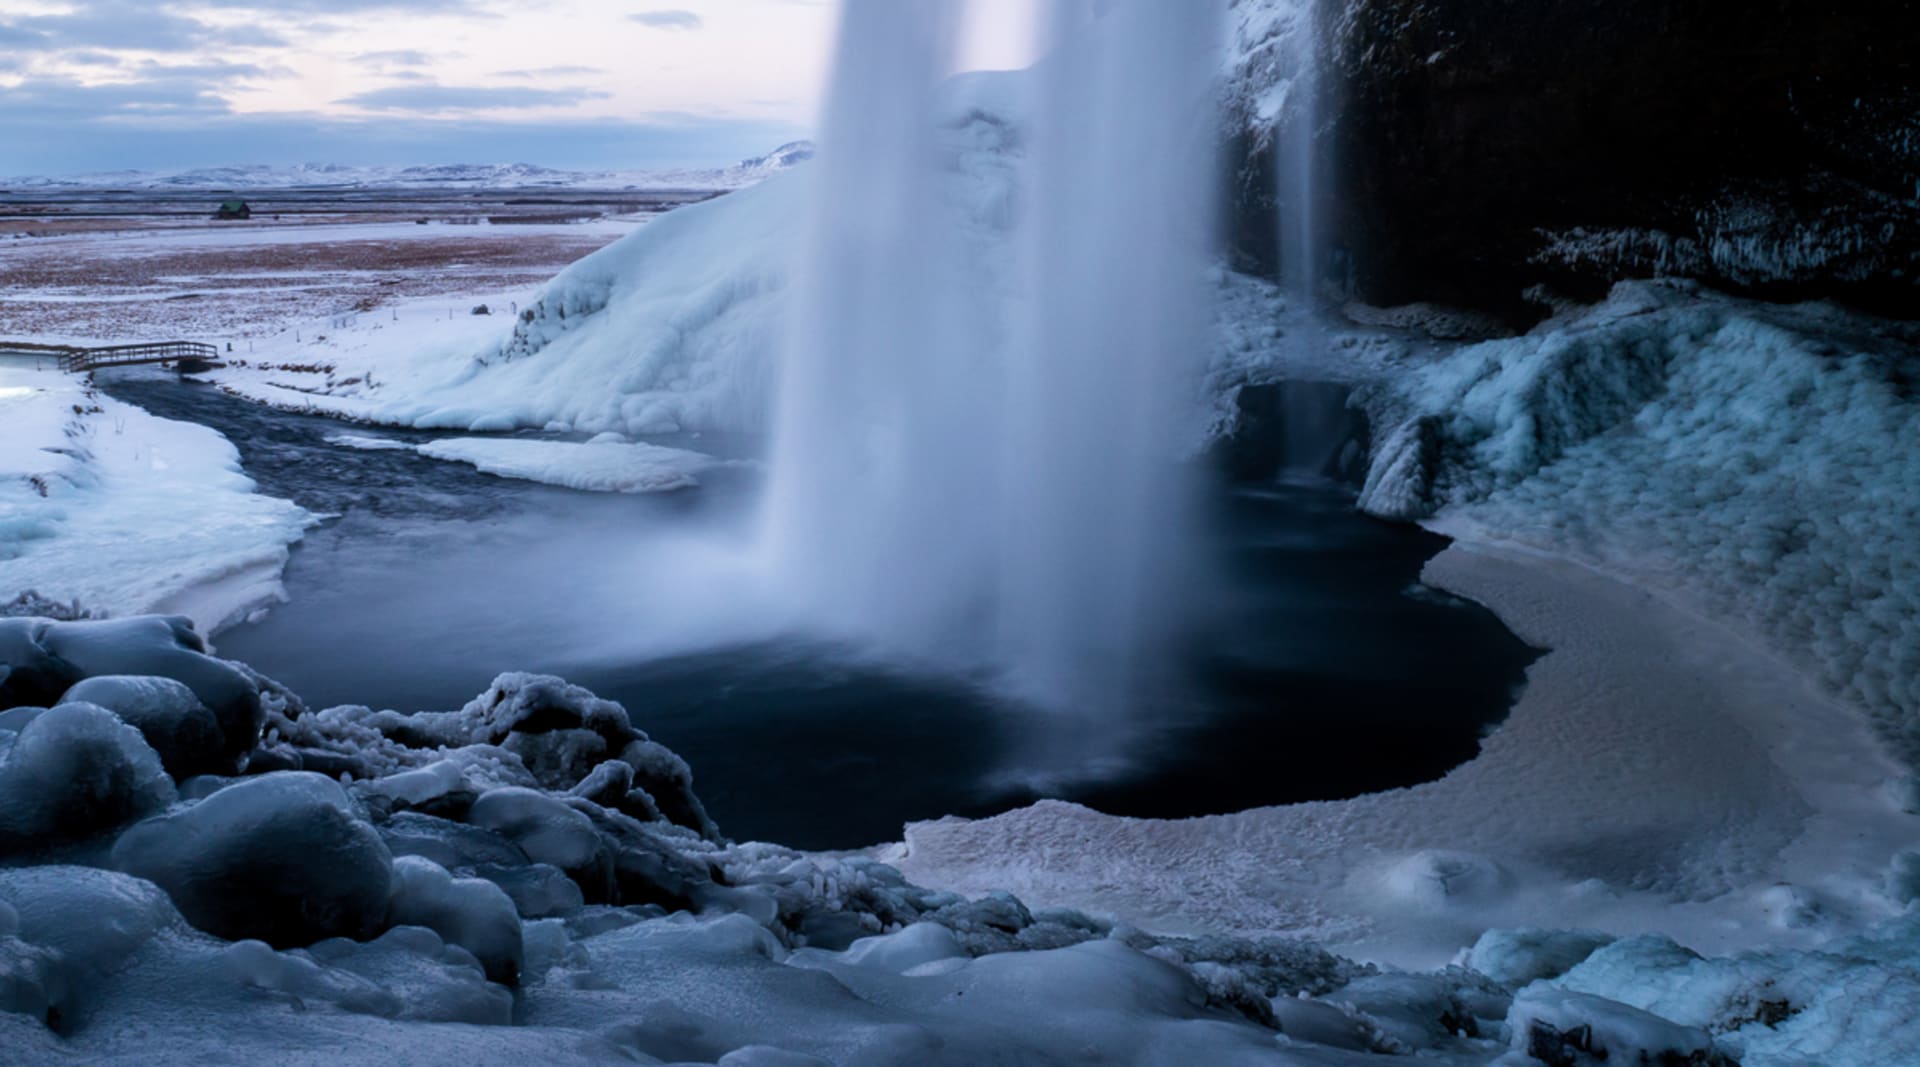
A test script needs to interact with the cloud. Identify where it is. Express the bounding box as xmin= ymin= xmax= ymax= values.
xmin=496 ymin=66 xmax=605 ymax=80
xmin=194 ymin=0 xmax=482 ymax=12
xmin=353 ymin=50 xmax=434 ymax=68
xmin=630 ymin=10 xmax=703 ymax=31
xmin=336 ymin=84 xmax=613 ymax=113
xmin=0 ymin=76 xmax=233 ymax=120
xmin=0 ymin=2 xmax=289 ymax=53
